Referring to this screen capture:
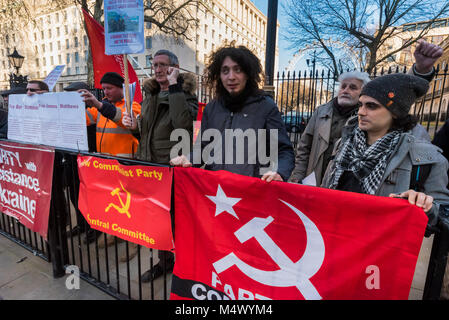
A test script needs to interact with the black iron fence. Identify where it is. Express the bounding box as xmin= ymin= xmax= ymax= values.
xmin=2 ymin=66 xmax=449 ymax=299
xmin=275 ymin=64 xmax=449 ymax=145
